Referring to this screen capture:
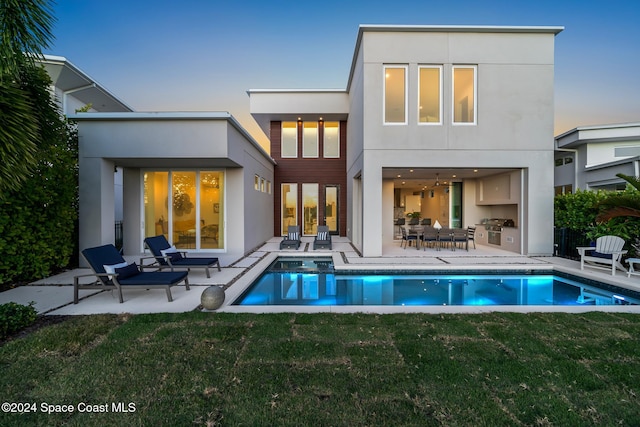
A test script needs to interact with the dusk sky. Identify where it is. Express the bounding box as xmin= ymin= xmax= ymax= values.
xmin=45 ymin=0 xmax=640 ymax=148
